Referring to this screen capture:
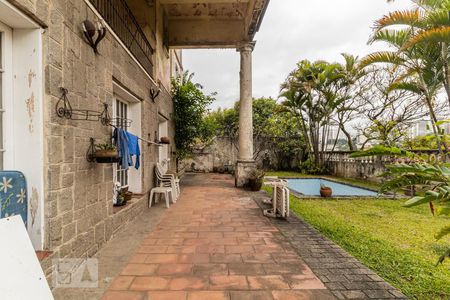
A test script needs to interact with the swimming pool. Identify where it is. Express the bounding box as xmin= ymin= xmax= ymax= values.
xmin=287 ymin=178 xmax=378 ymax=197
